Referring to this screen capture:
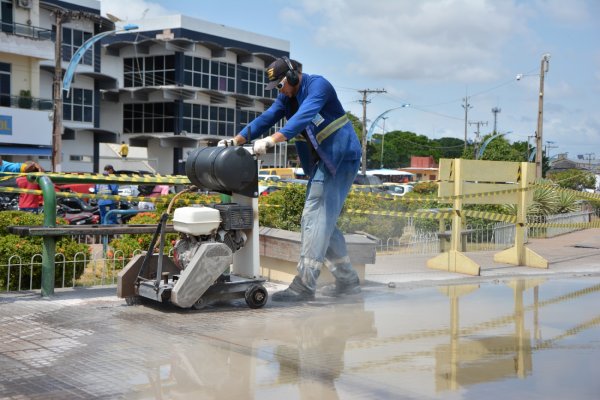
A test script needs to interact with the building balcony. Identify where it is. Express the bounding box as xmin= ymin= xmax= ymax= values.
xmin=0 ymin=22 xmax=54 ymax=60
xmin=1 ymin=21 xmax=52 ymax=40
xmin=0 ymin=93 xmax=53 ymax=110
